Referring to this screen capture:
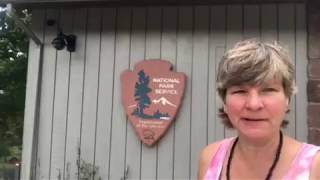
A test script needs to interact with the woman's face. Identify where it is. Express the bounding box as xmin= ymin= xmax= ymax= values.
xmin=224 ymin=79 xmax=289 ymax=139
